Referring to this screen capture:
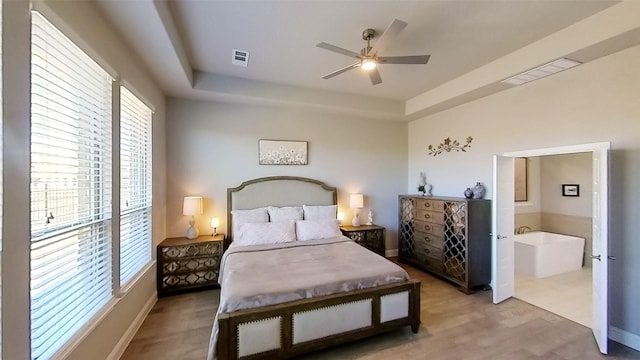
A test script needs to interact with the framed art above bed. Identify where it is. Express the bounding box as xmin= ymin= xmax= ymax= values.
xmin=258 ymin=140 xmax=308 ymax=165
